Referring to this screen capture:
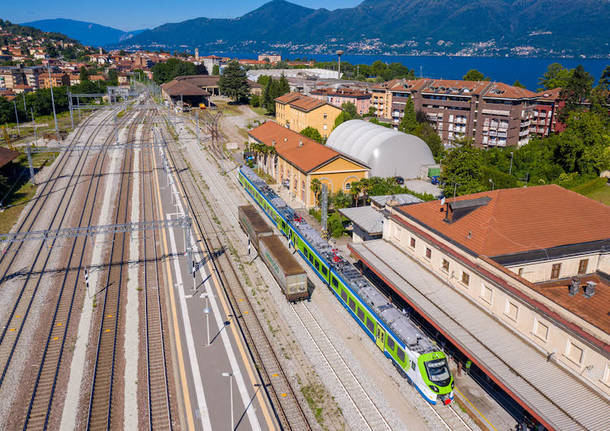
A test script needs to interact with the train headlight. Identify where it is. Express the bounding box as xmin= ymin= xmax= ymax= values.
xmin=451 ymin=381 xmax=455 ymax=389
xmin=429 ymin=385 xmax=439 ymax=393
